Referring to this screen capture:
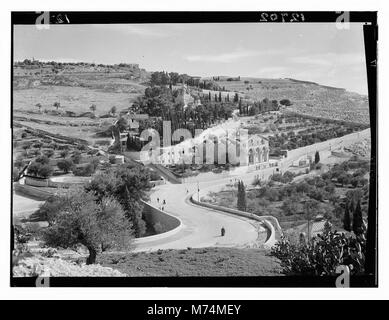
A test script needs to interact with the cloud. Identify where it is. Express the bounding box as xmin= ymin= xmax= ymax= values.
xmin=185 ymin=49 xmax=261 ymax=63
